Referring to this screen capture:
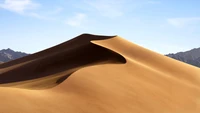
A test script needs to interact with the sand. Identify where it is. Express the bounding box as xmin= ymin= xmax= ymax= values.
xmin=0 ymin=34 xmax=200 ymax=113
